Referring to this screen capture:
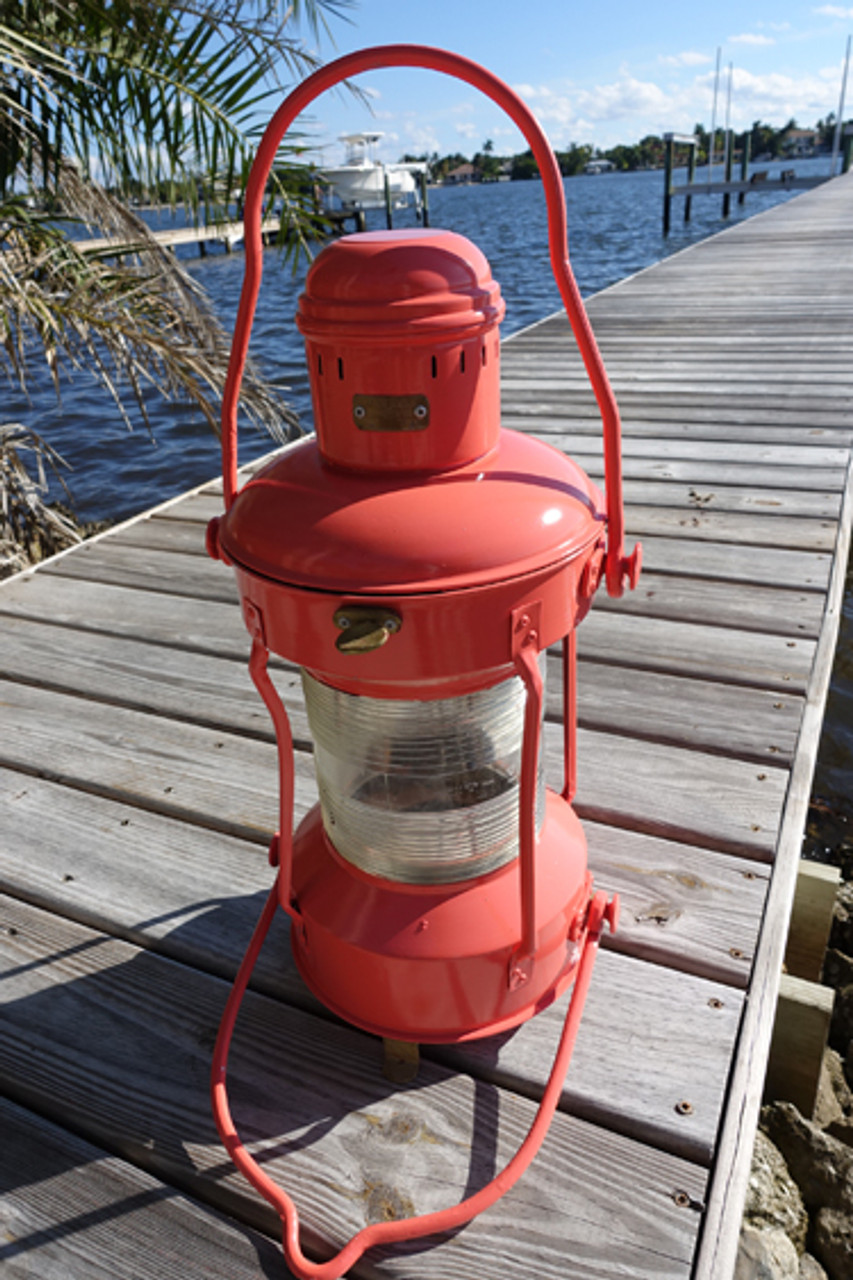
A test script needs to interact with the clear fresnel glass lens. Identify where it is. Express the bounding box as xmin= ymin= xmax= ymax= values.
xmin=301 ymin=665 xmax=546 ymax=884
